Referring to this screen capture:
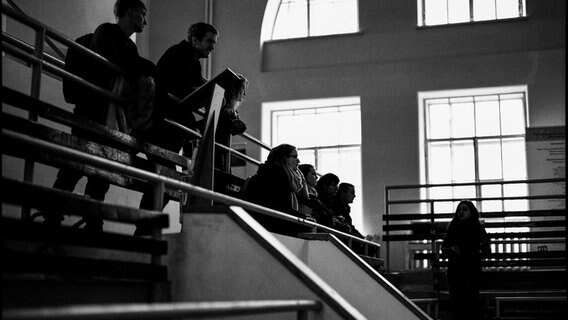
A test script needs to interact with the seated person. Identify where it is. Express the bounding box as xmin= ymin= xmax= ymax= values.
xmin=242 ymin=144 xmax=307 ymax=219
xmin=214 ymin=74 xmax=248 ymax=173
xmin=297 ymin=164 xmax=318 ymax=221
xmin=332 ymin=182 xmax=364 ymax=238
